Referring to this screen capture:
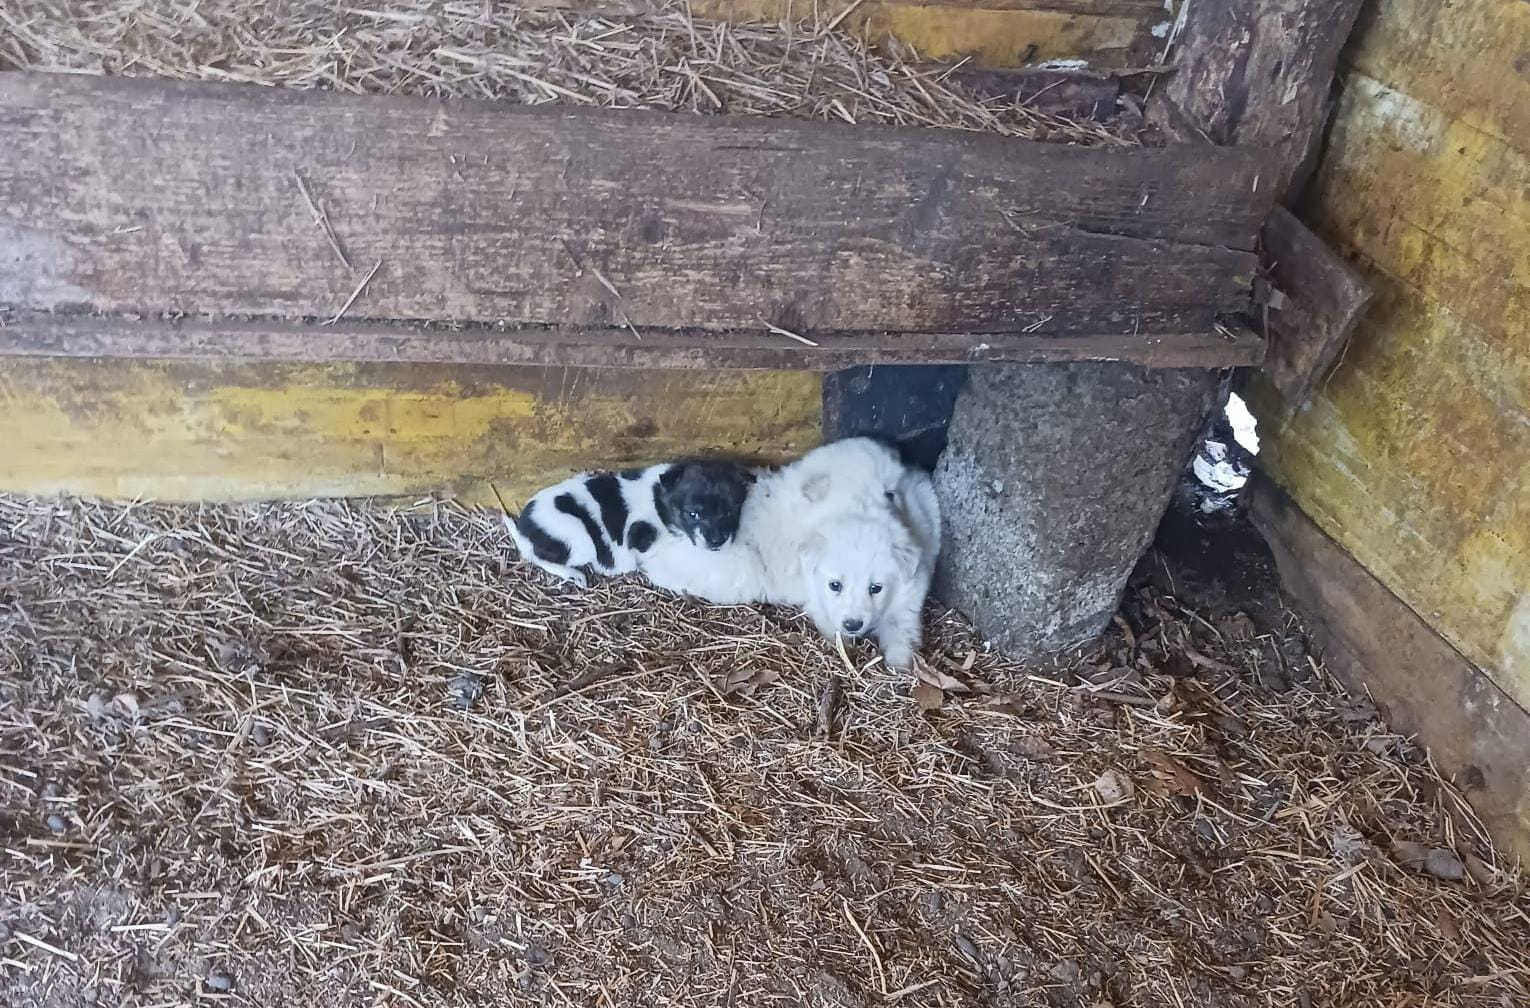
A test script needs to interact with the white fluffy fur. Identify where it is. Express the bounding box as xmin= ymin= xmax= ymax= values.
xmin=781 ymin=435 xmax=909 ymax=513
xmin=639 ymin=437 xmax=940 ymax=670
xmin=797 ymin=466 xmax=940 ymax=668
